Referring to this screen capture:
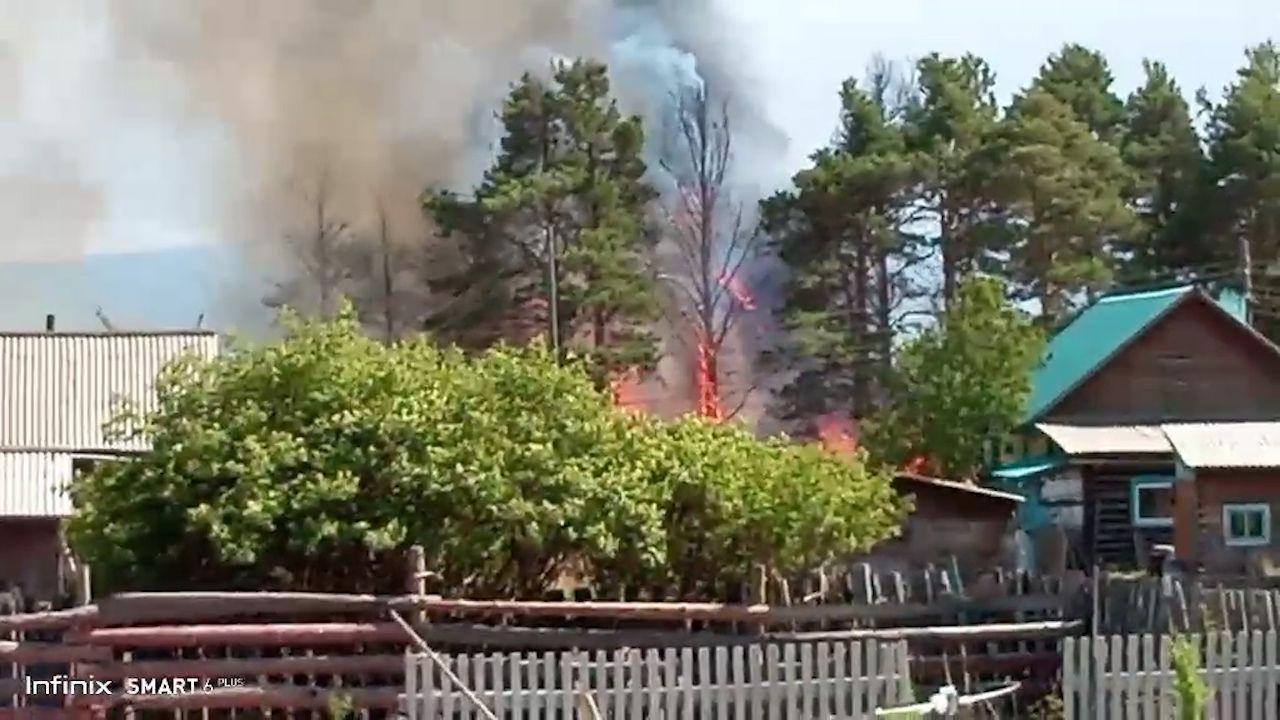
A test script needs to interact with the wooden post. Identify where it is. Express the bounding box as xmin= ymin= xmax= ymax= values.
xmin=407 ymin=546 xmax=426 ymax=625
xmin=750 ymin=565 xmax=767 ymax=636
xmin=76 ymin=564 xmax=91 ymax=607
